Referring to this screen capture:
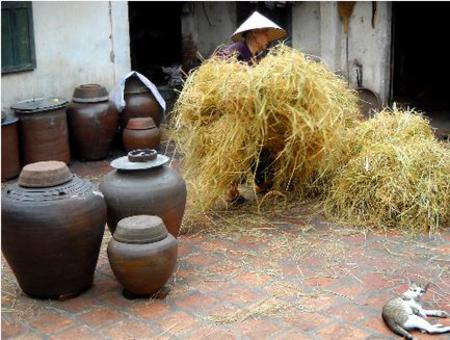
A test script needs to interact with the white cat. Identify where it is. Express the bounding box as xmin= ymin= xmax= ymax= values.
xmin=382 ymin=280 xmax=450 ymax=339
